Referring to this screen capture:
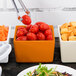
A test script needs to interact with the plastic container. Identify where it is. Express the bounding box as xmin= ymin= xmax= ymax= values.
xmin=14 ymin=25 xmax=55 ymax=63
xmin=0 ymin=26 xmax=11 ymax=63
xmin=58 ymin=25 xmax=76 ymax=63
xmin=0 ymin=66 xmax=2 ymax=76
